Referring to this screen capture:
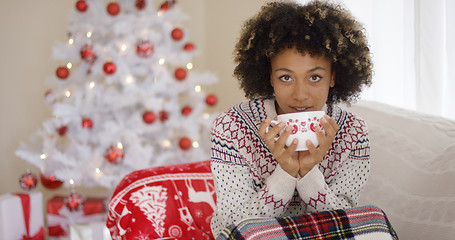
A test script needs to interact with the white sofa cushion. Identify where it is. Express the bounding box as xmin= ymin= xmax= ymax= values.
xmin=344 ymin=100 xmax=455 ymax=240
